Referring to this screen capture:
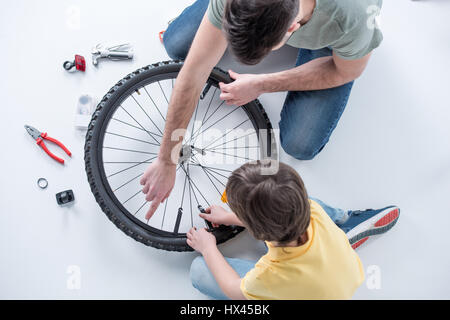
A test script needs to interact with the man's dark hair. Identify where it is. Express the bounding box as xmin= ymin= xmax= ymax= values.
xmin=222 ymin=0 xmax=300 ymax=65
xmin=226 ymin=161 xmax=310 ymax=244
